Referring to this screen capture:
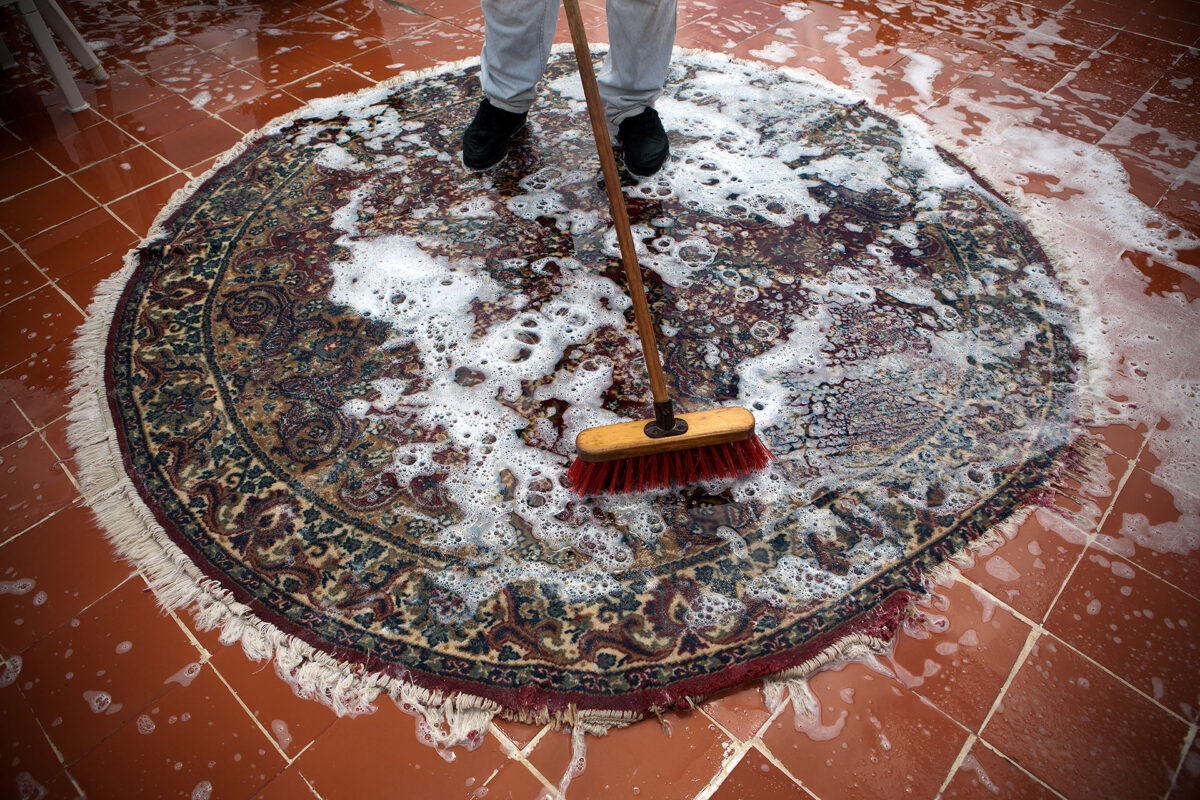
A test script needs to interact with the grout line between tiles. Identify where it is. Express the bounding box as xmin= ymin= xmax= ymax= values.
xmin=294 ymin=766 xmax=329 ymax=800
xmin=976 ymin=624 xmax=1039 ymax=735
xmin=1165 ymin=724 xmax=1198 ymax=799
xmin=958 ymin=572 xmax=1198 ymax=727
xmin=934 ymin=731 xmax=978 ymax=797
xmin=206 ymin=656 xmax=296 ymax=764
xmin=692 ymin=738 xmax=749 ymax=800
xmin=972 ymin=736 xmax=1070 ymax=800
xmin=751 ymin=738 xmax=824 ymax=800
